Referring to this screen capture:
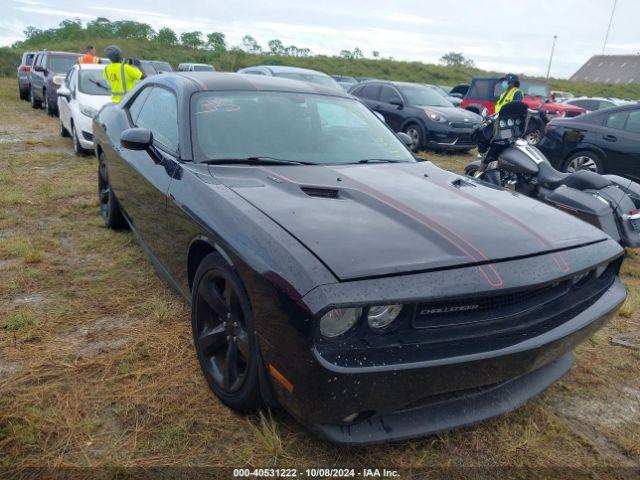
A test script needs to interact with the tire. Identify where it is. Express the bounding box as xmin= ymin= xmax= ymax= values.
xmin=72 ymin=125 xmax=86 ymax=156
xmin=562 ymin=151 xmax=604 ymax=174
xmin=191 ymin=253 xmax=263 ymax=413
xmin=19 ymin=88 xmax=28 ymax=101
xmin=525 ymin=129 xmax=543 ymax=145
xmin=46 ymin=93 xmax=58 ymax=116
xmin=30 ymin=88 xmax=42 ymax=109
xmin=402 ymin=123 xmax=424 ymax=152
xmin=464 ymin=164 xmax=479 ymax=177
xmin=60 ymin=118 xmax=70 ymax=137
xmin=98 ymin=153 xmax=127 ymax=229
